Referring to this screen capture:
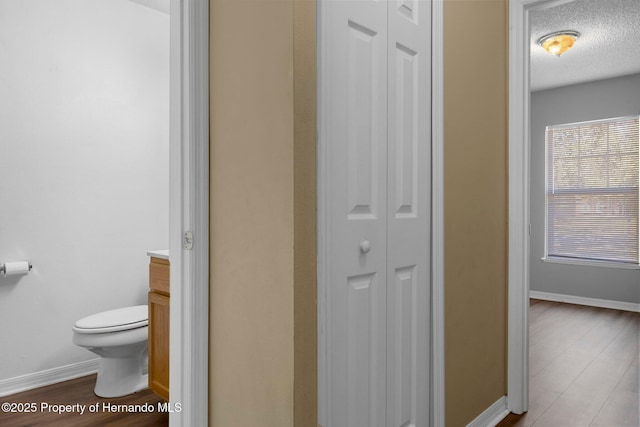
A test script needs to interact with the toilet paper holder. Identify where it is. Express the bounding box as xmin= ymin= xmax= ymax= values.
xmin=0 ymin=262 xmax=33 ymax=275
